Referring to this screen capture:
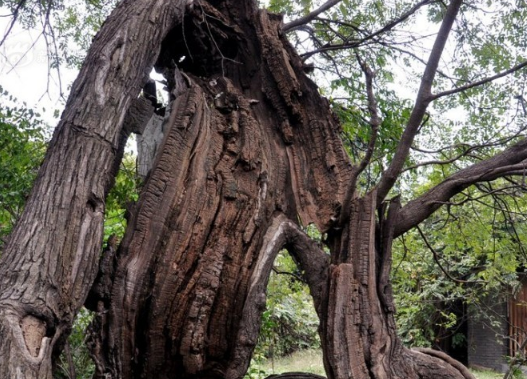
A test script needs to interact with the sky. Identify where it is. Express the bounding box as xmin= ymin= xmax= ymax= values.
xmin=0 ymin=18 xmax=79 ymax=125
